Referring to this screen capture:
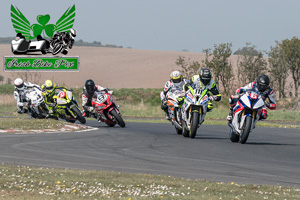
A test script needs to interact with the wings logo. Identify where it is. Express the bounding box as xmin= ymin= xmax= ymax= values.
xmin=11 ymin=4 xmax=76 ymax=40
